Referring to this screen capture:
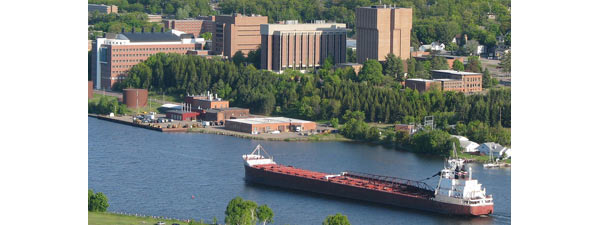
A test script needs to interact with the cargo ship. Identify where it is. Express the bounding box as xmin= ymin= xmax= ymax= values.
xmin=243 ymin=145 xmax=493 ymax=216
